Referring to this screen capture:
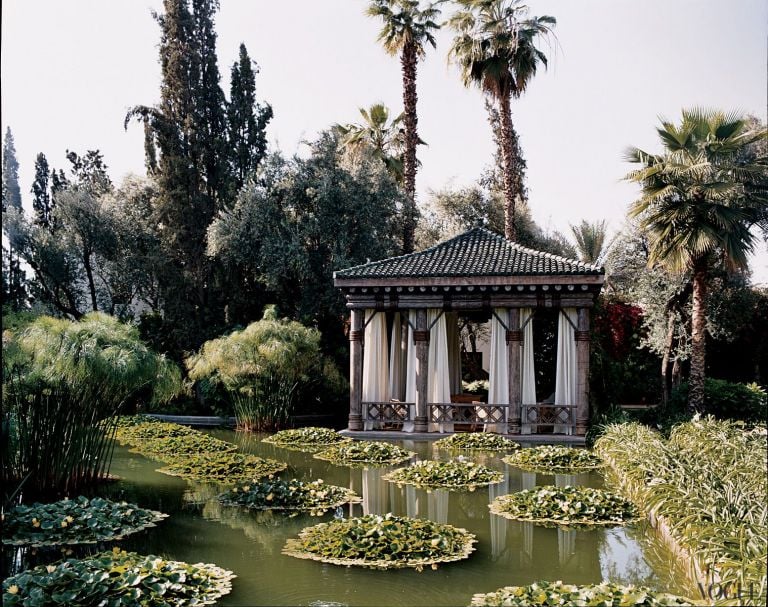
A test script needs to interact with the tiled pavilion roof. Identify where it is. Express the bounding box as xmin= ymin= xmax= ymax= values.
xmin=334 ymin=227 xmax=603 ymax=281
